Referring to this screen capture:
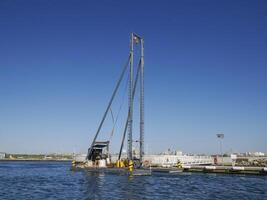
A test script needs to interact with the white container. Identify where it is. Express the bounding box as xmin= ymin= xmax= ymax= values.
xmin=106 ymin=158 xmax=111 ymax=165
xmin=99 ymin=159 xmax=107 ymax=168
xmin=182 ymin=165 xmax=191 ymax=169
xmin=86 ymin=160 xmax=93 ymax=167
xmin=205 ymin=166 xmax=216 ymax=170
xmin=232 ymin=166 xmax=244 ymax=171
